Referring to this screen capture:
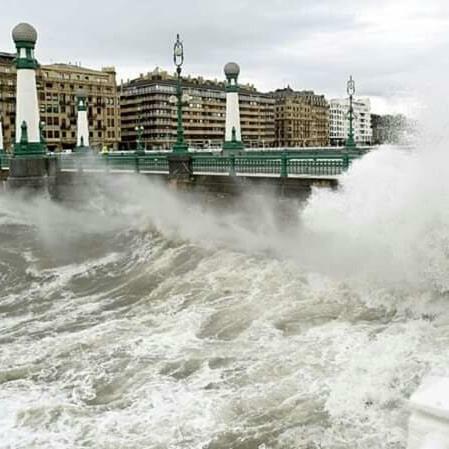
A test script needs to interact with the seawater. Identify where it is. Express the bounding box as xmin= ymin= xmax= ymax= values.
xmin=1 ymin=145 xmax=449 ymax=449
